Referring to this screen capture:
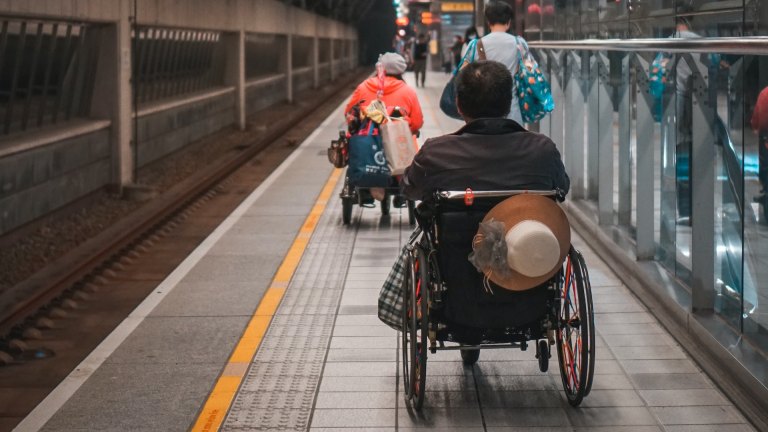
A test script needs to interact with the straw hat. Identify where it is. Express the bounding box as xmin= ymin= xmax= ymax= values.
xmin=470 ymin=194 xmax=570 ymax=291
